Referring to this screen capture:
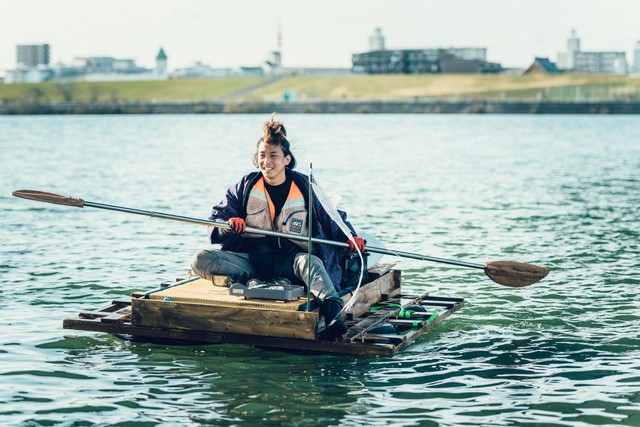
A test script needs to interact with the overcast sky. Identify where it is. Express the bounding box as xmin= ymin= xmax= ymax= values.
xmin=2 ymin=0 xmax=639 ymax=72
